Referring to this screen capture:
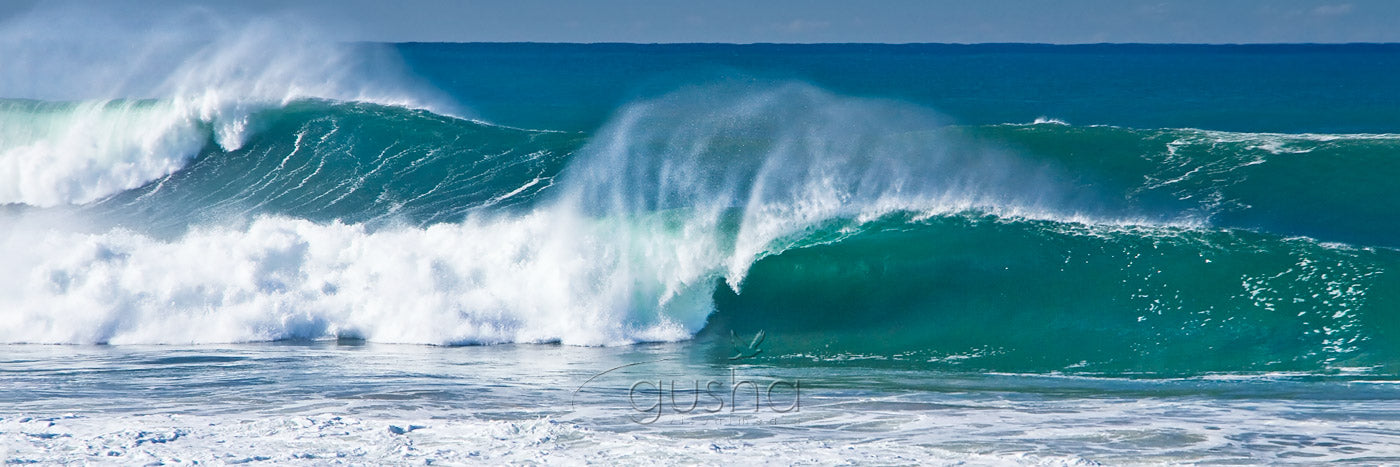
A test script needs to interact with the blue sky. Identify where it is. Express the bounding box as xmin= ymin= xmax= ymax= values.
xmin=3 ymin=0 xmax=1398 ymax=43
